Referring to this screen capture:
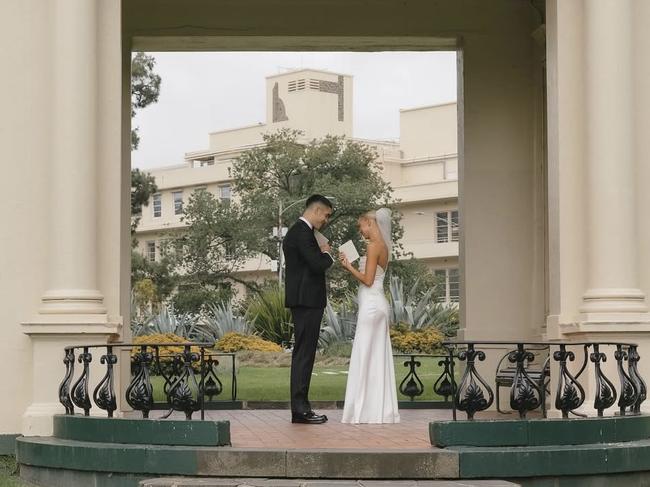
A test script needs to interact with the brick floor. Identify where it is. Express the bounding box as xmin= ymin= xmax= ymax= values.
xmin=202 ymin=409 xmax=452 ymax=449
